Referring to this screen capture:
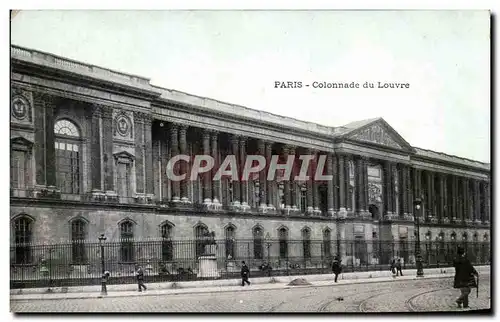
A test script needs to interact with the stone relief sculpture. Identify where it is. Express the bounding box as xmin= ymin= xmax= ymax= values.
xmin=350 ymin=124 xmax=402 ymax=149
